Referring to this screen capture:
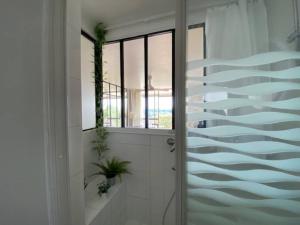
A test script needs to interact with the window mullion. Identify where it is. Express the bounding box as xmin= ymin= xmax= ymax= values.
xmin=144 ymin=35 xmax=149 ymax=128
xmin=120 ymin=40 xmax=125 ymax=128
xmin=172 ymin=29 xmax=176 ymax=129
